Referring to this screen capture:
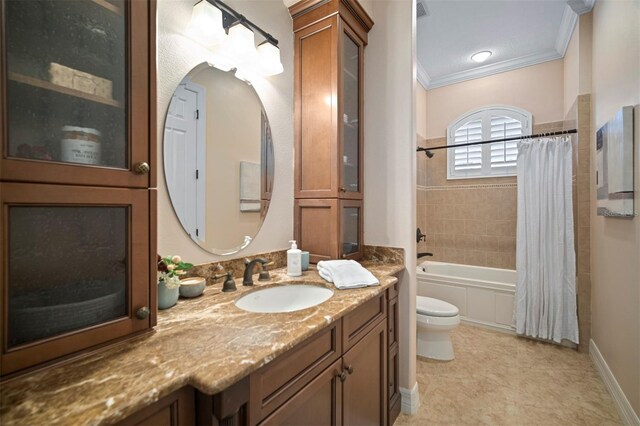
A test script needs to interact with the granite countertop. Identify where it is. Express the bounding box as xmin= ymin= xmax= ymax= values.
xmin=0 ymin=261 xmax=404 ymax=426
